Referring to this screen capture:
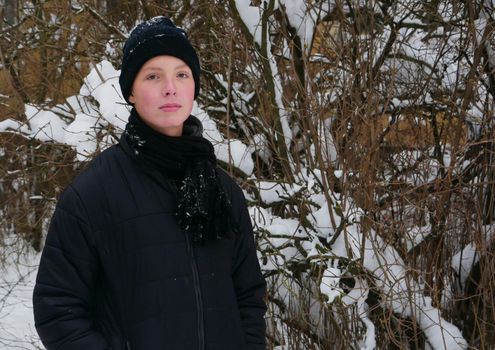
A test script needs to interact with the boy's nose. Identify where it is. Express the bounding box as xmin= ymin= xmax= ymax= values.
xmin=162 ymin=79 xmax=176 ymax=96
